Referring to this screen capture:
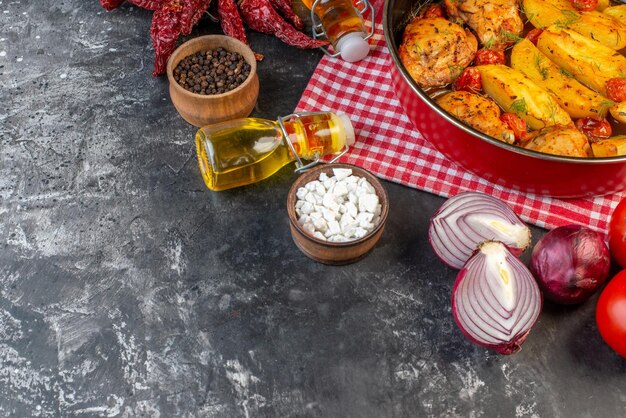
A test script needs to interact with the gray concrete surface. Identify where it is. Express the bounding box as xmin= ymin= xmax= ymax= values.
xmin=1 ymin=1 xmax=625 ymax=417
